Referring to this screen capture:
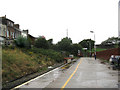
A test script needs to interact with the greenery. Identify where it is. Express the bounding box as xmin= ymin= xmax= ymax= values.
xmin=30 ymin=47 xmax=64 ymax=63
xmin=87 ymin=48 xmax=106 ymax=53
xmin=79 ymin=39 xmax=94 ymax=50
xmin=56 ymin=37 xmax=72 ymax=52
xmin=70 ymin=44 xmax=82 ymax=56
xmin=4 ymin=36 xmax=119 ymax=84
xmin=101 ymin=37 xmax=120 ymax=45
xmin=14 ymin=36 xmax=31 ymax=48
xmin=34 ymin=37 xmax=49 ymax=49
xmin=2 ymin=47 xmax=64 ymax=84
